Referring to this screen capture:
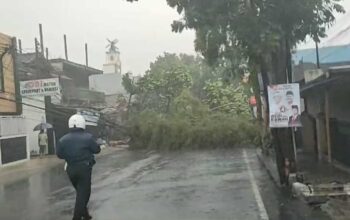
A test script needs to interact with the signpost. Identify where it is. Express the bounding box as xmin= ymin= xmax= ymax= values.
xmin=20 ymin=78 xmax=60 ymax=97
xmin=268 ymin=83 xmax=302 ymax=172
